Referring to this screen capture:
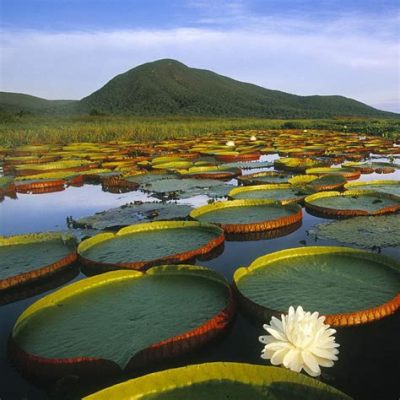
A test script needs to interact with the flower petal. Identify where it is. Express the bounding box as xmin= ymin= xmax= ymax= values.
xmin=266 ymin=327 xmax=287 ymax=341
xmin=301 ymin=351 xmax=321 ymax=376
xmin=270 ymin=348 xmax=289 ymax=365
